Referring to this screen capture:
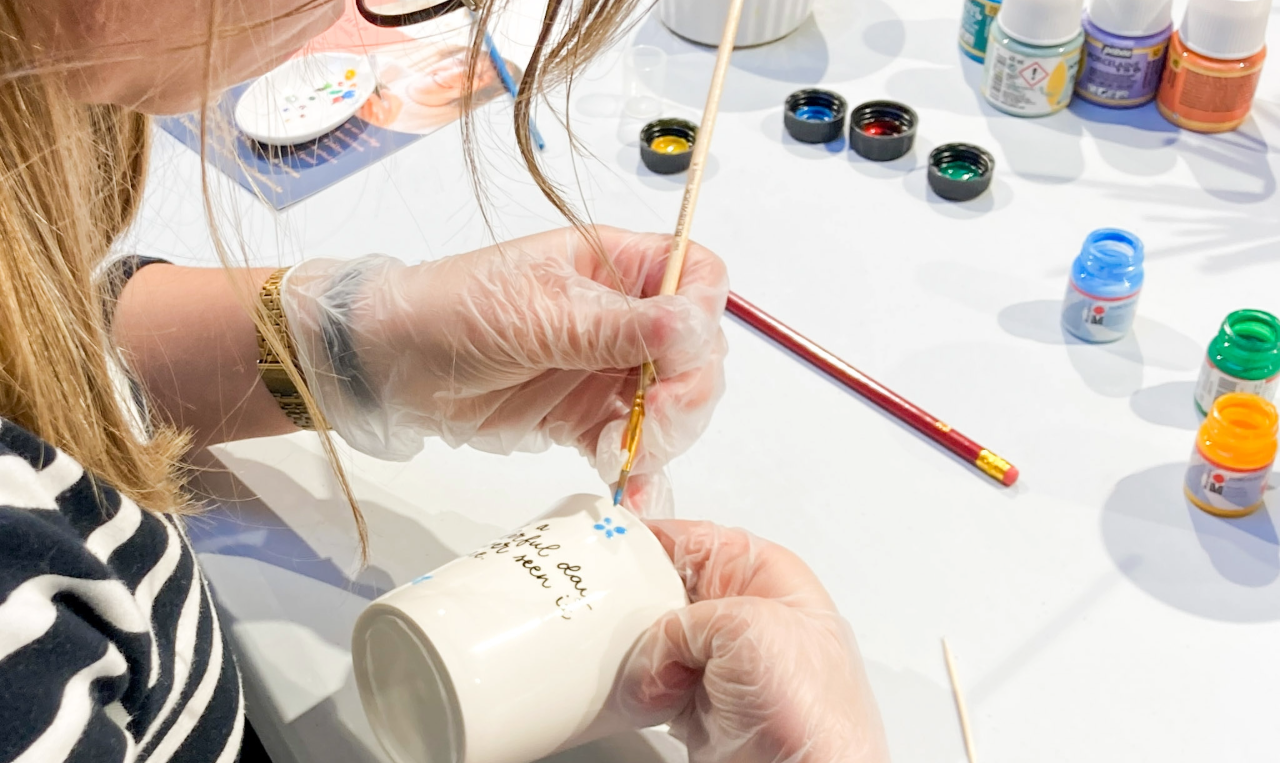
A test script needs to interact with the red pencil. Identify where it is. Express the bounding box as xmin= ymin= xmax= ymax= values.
xmin=726 ymin=291 xmax=1019 ymax=486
